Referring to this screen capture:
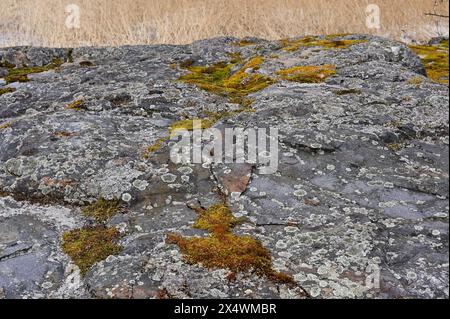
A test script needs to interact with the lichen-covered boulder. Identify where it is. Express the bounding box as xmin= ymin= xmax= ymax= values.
xmin=0 ymin=35 xmax=448 ymax=299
